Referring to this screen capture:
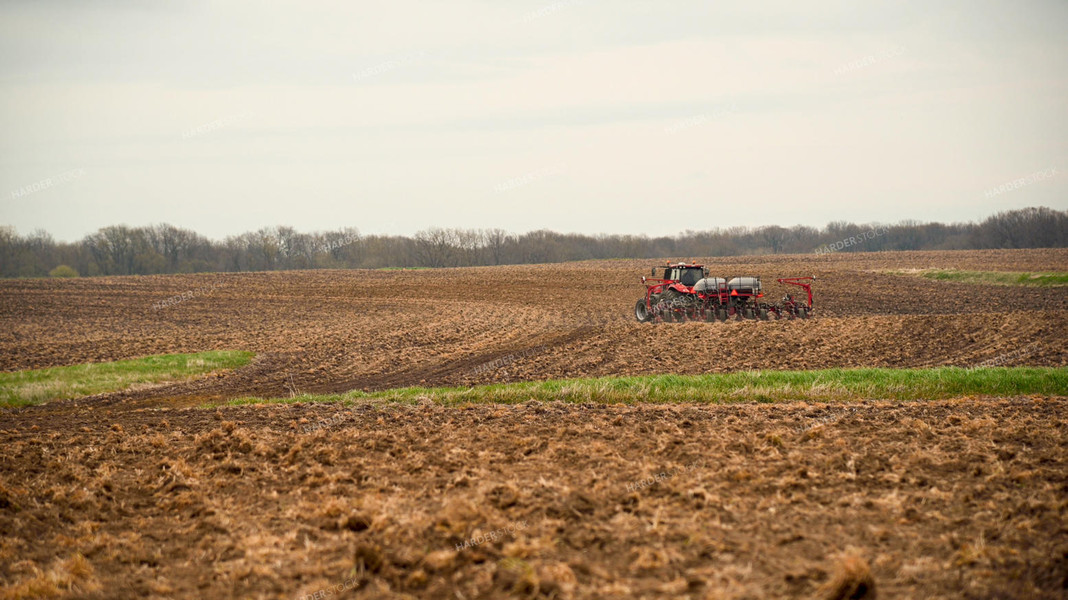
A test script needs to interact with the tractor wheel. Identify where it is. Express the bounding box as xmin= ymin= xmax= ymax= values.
xmin=743 ymin=308 xmax=755 ymax=320
xmin=658 ymin=289 xmax=680 ymax=322
xmin=716 ymin=308 xmax=729 ymax=322
xmin=798 ymin=307 xmax=808 ymax=320
xmin=758 ymin=308 xmax=769 ymax=320
xmin=634 ymin=300 xmax=652 ymax=323
xmin=704 ymin=308 xmax=716 ymax=322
